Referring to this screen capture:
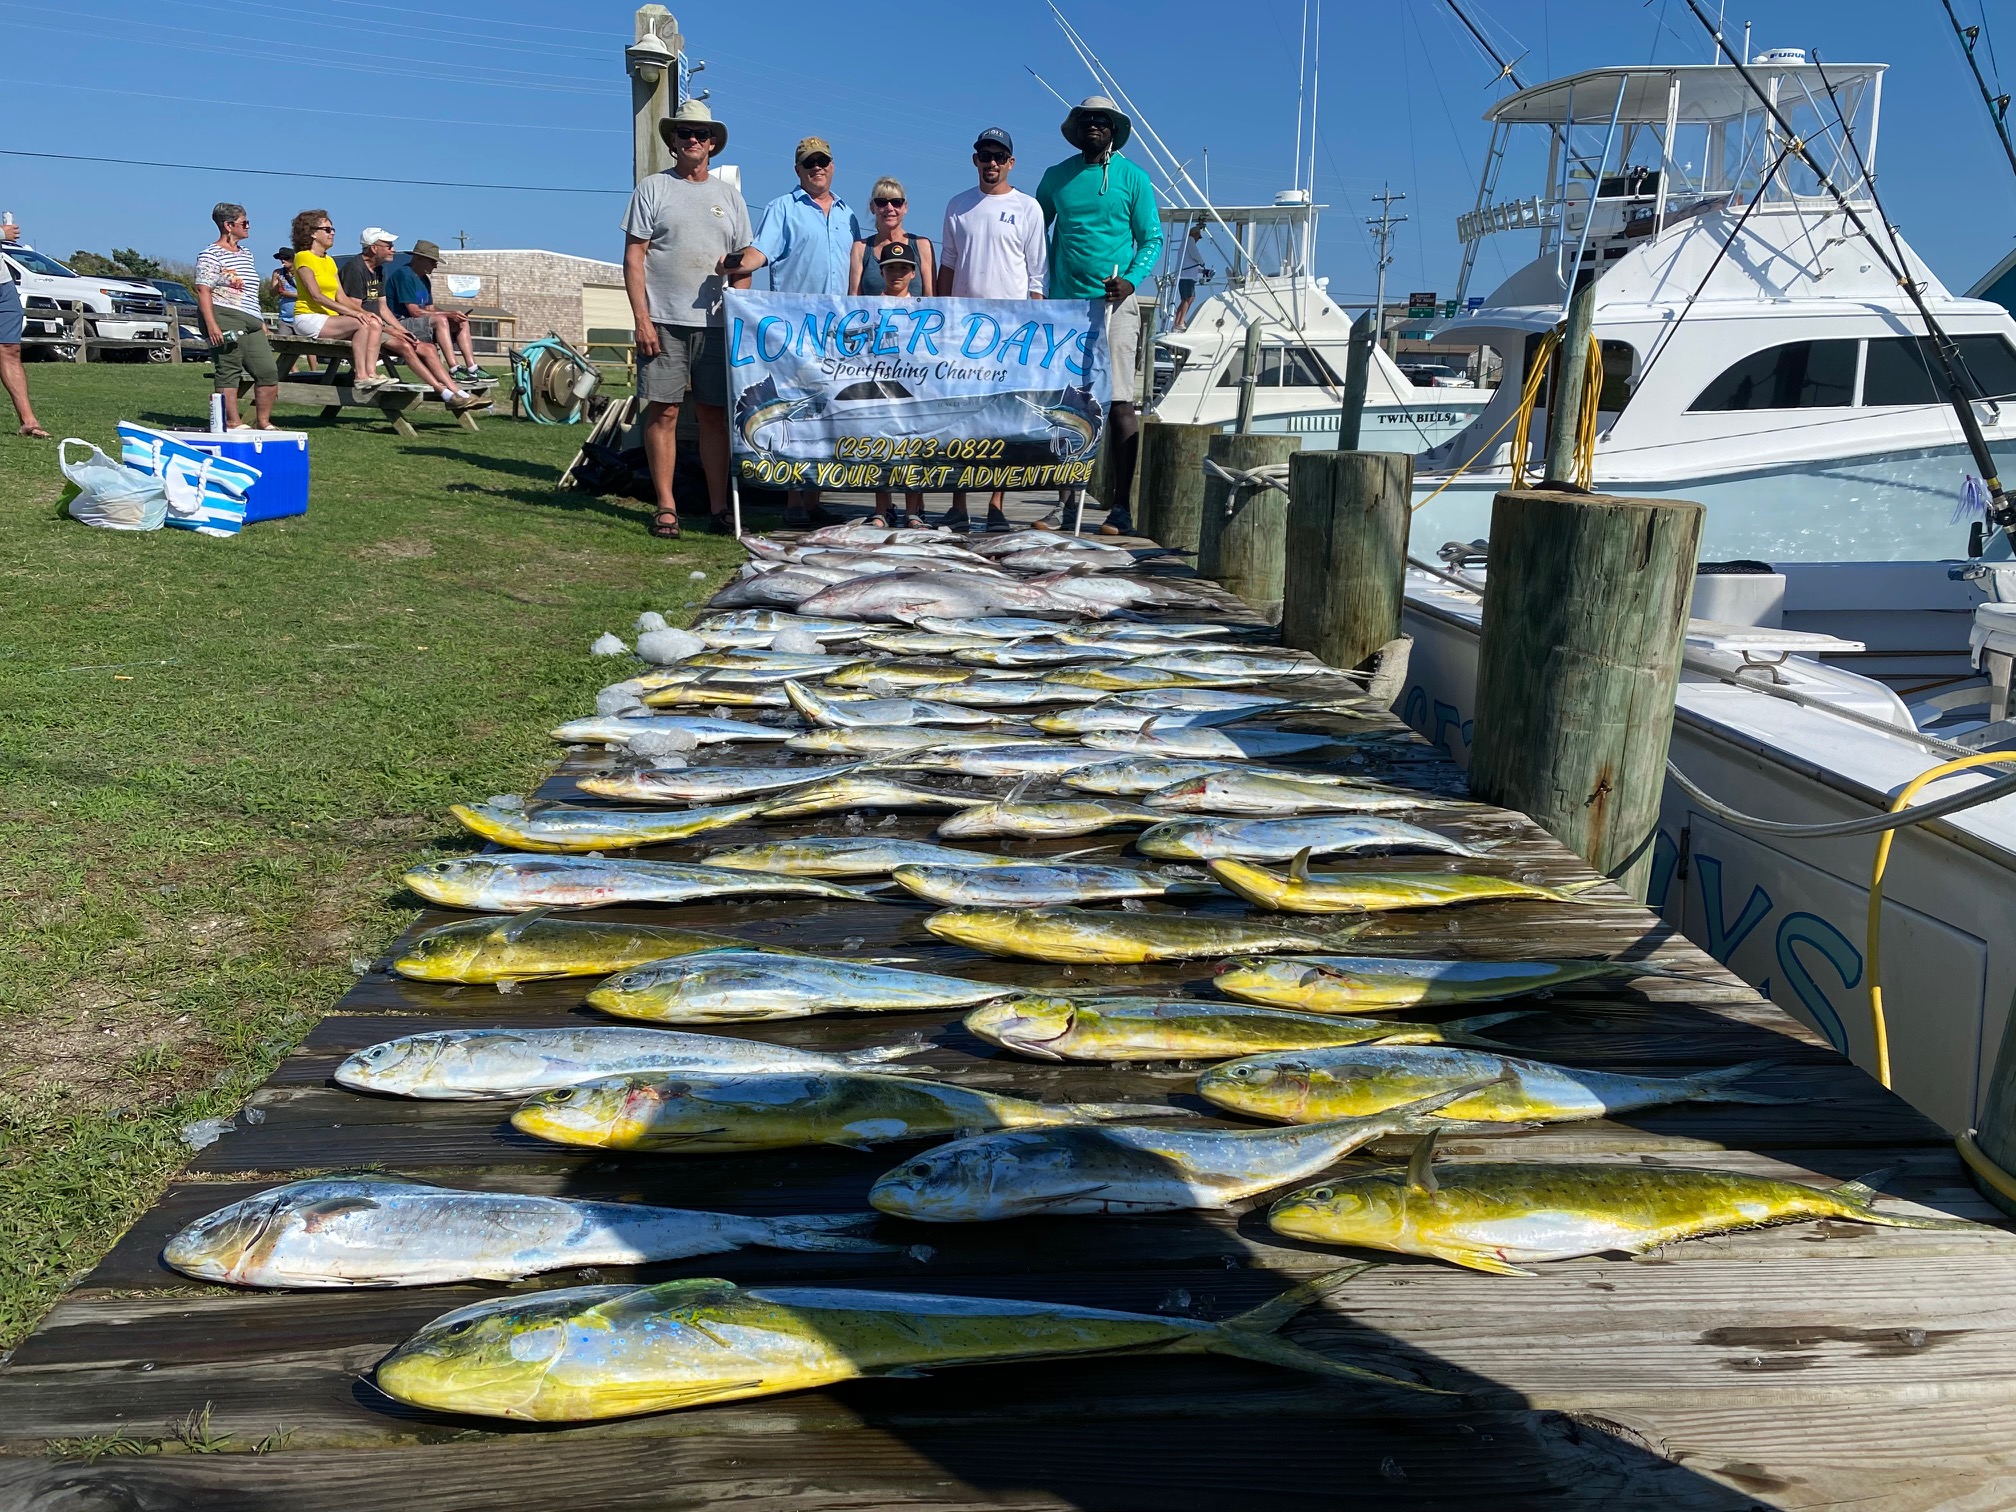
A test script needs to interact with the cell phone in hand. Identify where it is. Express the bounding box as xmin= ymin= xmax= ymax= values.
xmin=721 ymin=247 xmax=747 ymax=271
